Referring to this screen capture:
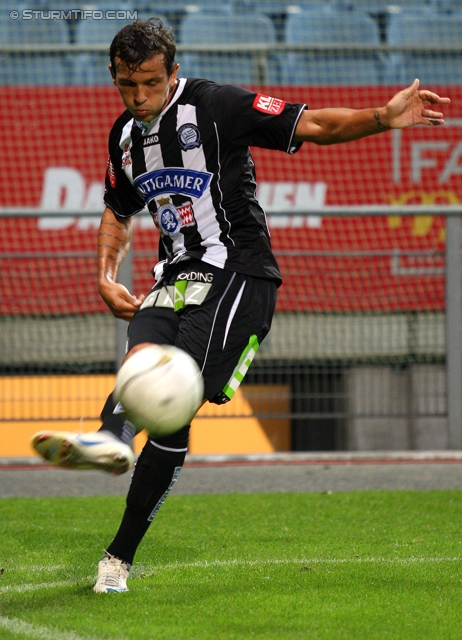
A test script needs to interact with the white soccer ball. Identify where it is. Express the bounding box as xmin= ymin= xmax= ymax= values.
xmin=113 ymin=344 xmax=204 ymax=437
